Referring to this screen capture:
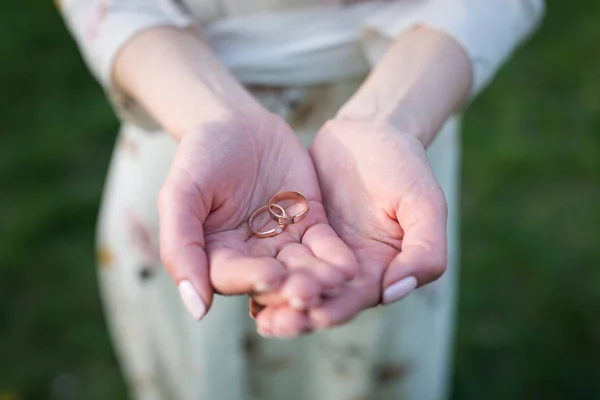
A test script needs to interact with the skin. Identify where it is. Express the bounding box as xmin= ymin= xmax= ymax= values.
xmin=113 ymin=25 xmax=472 ymax=337
xmin=159 ymin=111 xmax=359 ymax=313
xmin=114 ymin=27 xmax=358 ymax=315
xmin=254 ymin=28 xmax=472 ymax=337
xmin=255 ymin=119 xmax=449 ymax=336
